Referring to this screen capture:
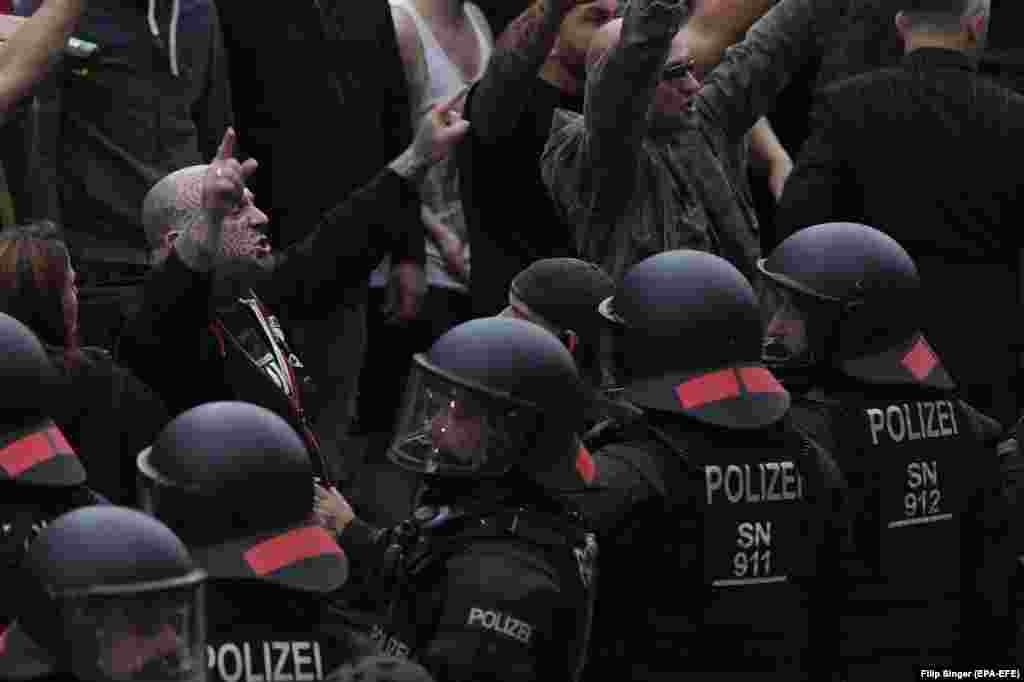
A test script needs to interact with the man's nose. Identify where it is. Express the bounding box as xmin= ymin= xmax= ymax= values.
xmin=250 ymin=205 xmax=269 ymax=226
